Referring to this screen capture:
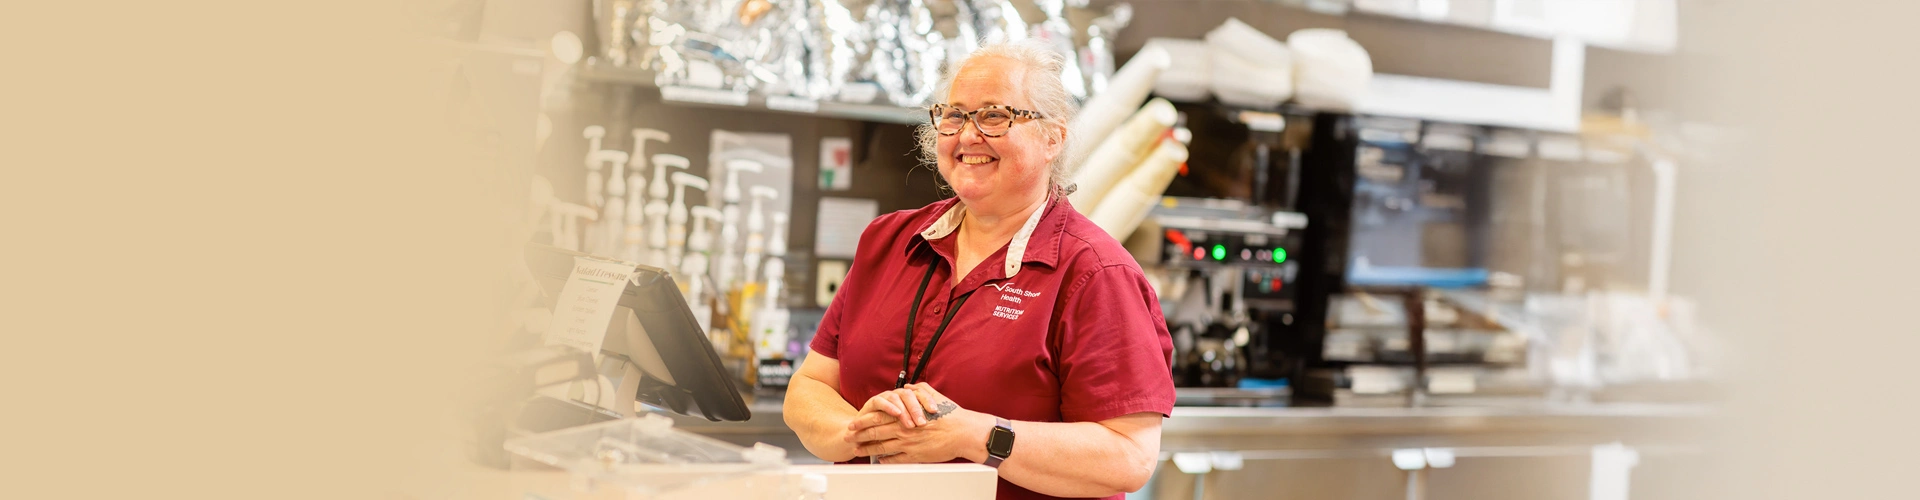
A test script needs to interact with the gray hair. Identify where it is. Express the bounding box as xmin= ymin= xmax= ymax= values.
xmin=916 ymin=40 xmax=1078 ymax=195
